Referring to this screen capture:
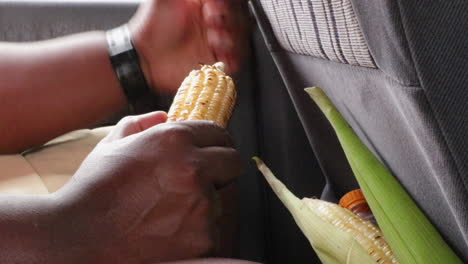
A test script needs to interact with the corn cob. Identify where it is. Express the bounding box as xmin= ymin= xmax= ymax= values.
xmin=303 ymin=199 xmax=397 ymax=264
xmin=167 ymin=62 xmax=236 ymax=128
xmin=254 ymin=157 xmax=396 ymax=264
xmin=305 ymin=87 xmax=462 ymax=264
